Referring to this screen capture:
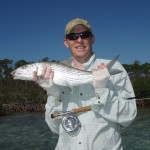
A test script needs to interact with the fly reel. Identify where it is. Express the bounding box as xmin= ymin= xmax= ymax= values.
xmin=62 ymin=113 xmax=81 ymax=135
